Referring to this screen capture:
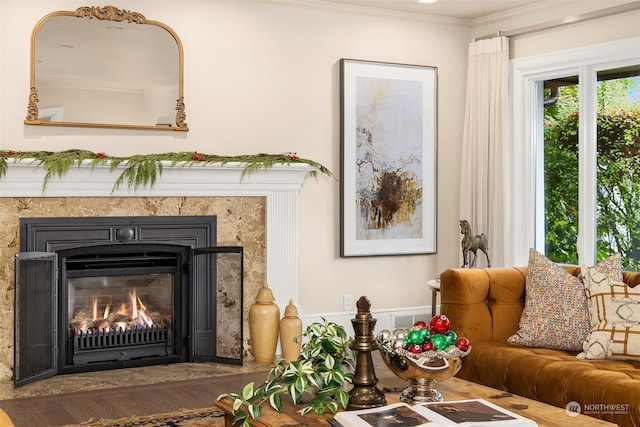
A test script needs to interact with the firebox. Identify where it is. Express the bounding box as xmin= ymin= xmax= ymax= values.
xmin=14 ymin=216 xmax=243 ymax=387
xmin=61 ymin=244 xmax=187 ymax=368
